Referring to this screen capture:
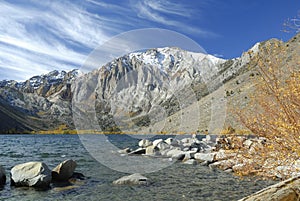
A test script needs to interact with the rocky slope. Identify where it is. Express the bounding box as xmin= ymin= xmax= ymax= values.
xmin=0 ymin=70 xmax=78 ymax=133
xmin=72 ymin=45 xmax=257 ymax=133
